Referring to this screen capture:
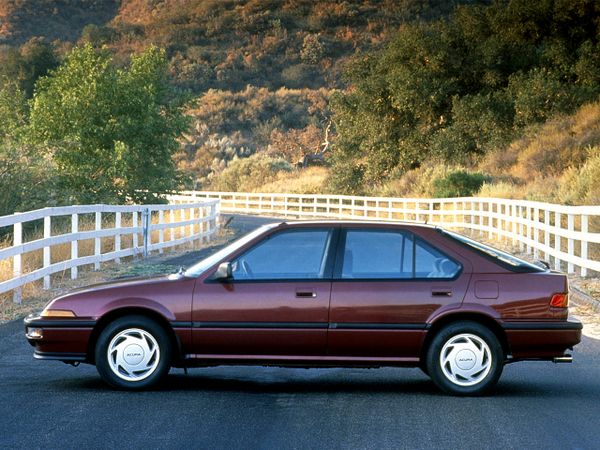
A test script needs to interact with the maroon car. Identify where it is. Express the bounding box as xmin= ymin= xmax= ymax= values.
xmin=24 ymin=221 xmax=582 ymax=395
